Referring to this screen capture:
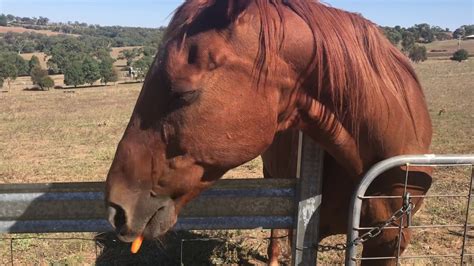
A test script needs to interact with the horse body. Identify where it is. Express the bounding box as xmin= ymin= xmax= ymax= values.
xmin=105 ymin=1 xmax=432 ymax=265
